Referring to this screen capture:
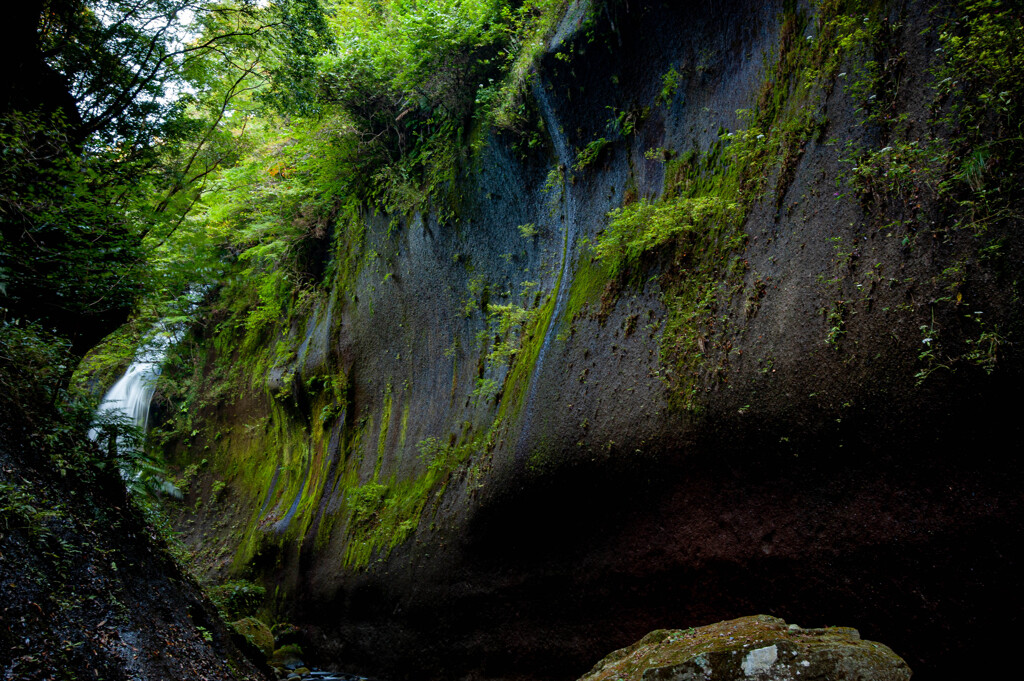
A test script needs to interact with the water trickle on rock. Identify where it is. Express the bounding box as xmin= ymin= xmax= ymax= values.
xmin=514 ymin=80 xmax=580 ymax=461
